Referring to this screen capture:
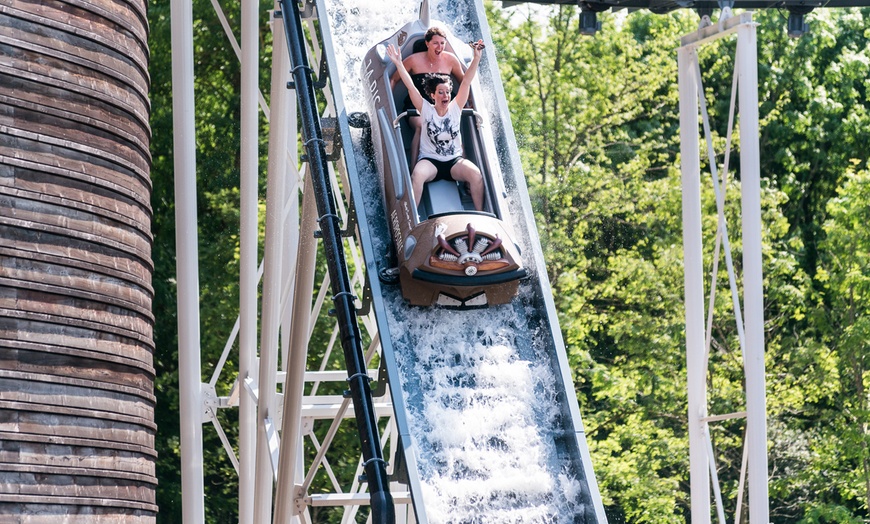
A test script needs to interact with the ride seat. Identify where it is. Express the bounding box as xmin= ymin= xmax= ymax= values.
xmin=412 ymin=39 xmax=427 ymax=53
xmin=418 ymin=179 xmax=463 ymax=219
